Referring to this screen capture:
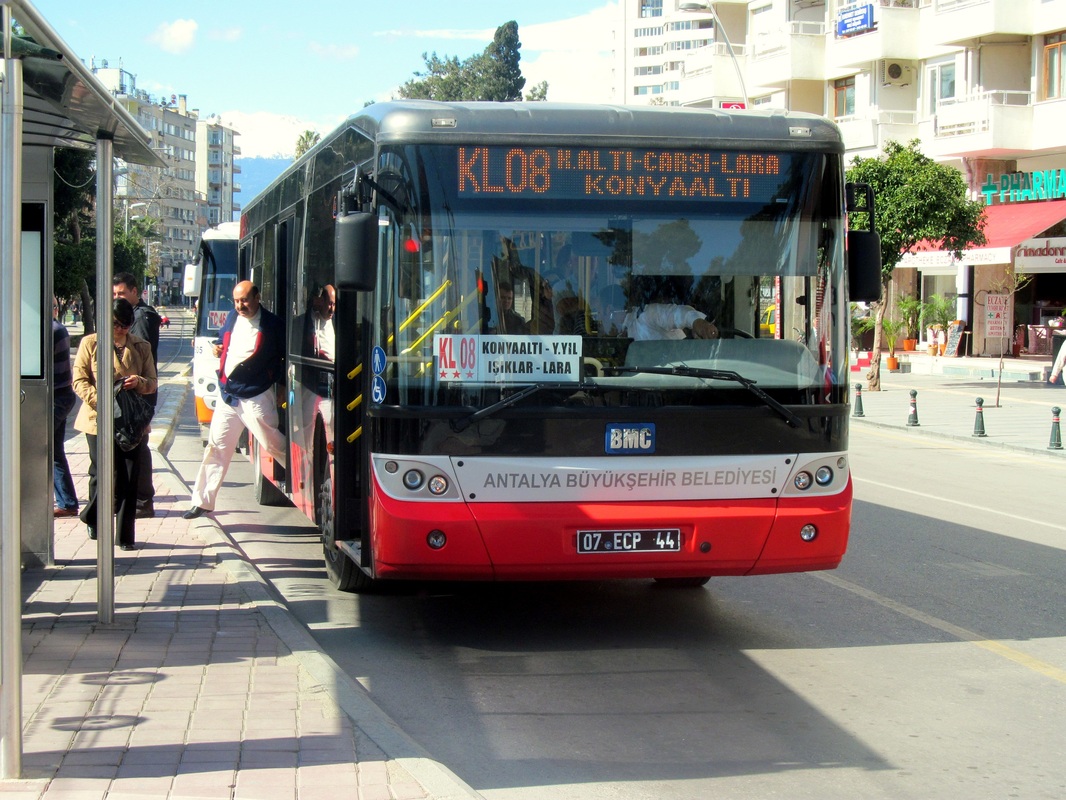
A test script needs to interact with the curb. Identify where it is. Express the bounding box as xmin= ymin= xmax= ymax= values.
xmin=156 ymin=397 xmax=482 ymax=800
xmin=851 ymin=415 xmax=1066 ymax=461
